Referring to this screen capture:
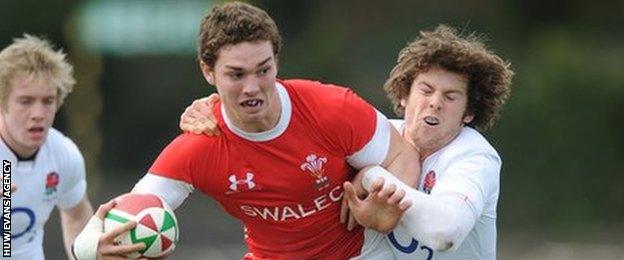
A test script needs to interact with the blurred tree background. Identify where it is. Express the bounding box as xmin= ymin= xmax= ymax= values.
xmin=2 ymin=0 xmax=623 ymax=259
